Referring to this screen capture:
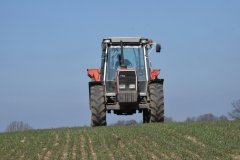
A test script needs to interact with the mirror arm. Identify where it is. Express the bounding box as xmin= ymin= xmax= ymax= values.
xmin=148 ymin=43 xmax=157 ymax=55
